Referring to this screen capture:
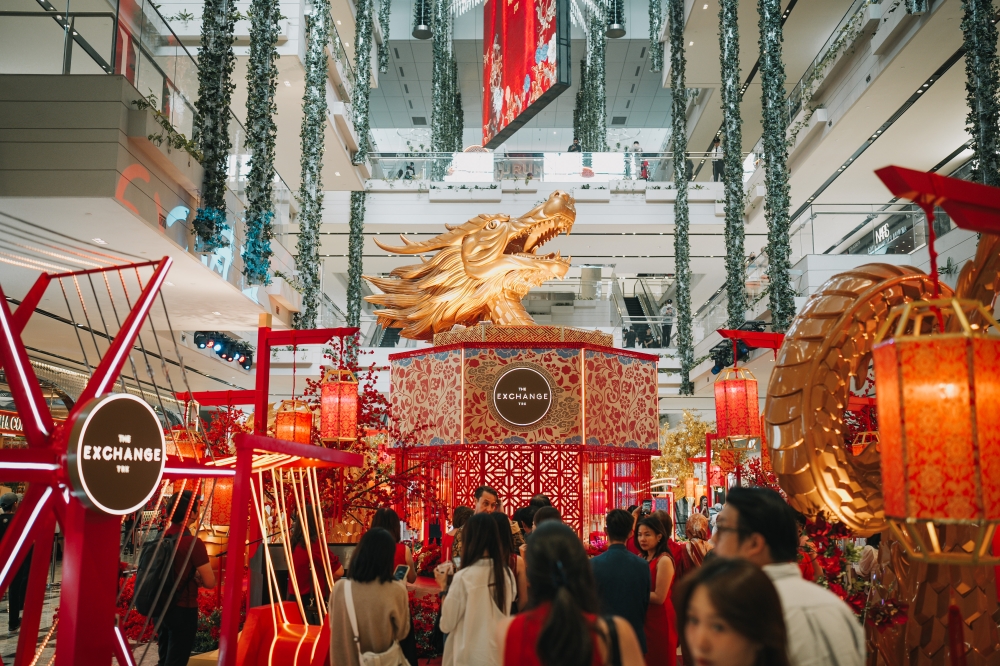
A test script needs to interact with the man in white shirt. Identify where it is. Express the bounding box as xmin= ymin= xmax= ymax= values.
xmin=711 ymin=137 xmax=723 ymax=181
xmin=711 ymin=487 xmax=864 ymax=666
